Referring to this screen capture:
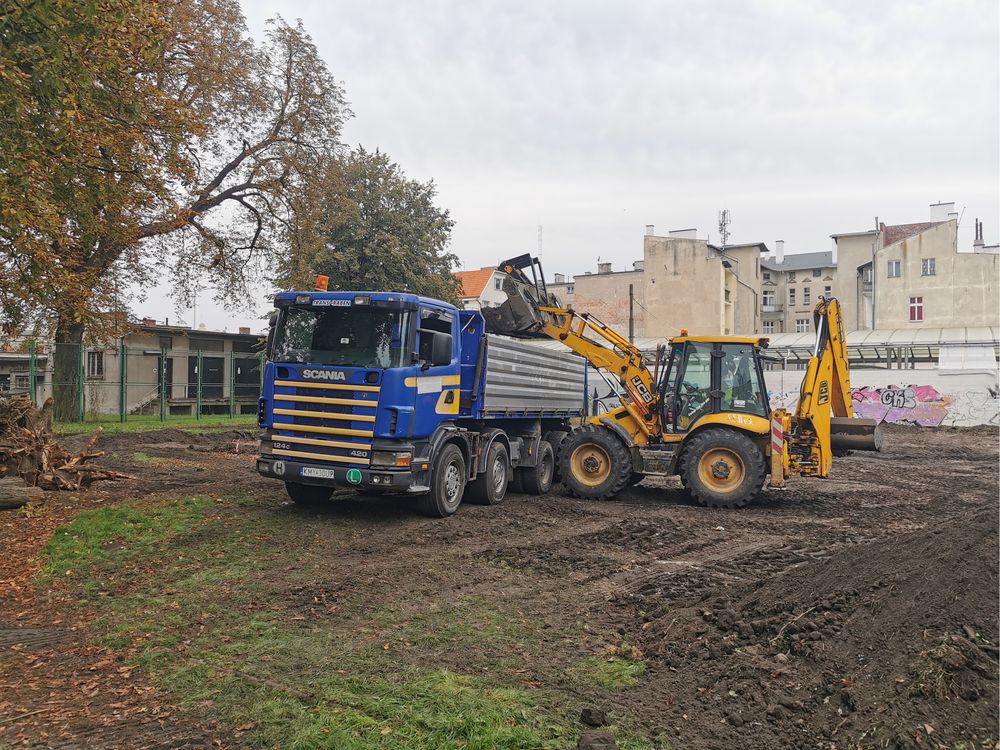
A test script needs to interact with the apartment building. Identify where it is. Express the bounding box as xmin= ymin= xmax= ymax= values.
xmin=760 ymin=242 xmax=836 ymax=334
xmin=832 ymin=202 xmax=999 ymax=331
xmin=548 ymin=227 xmax=768 ymax=338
